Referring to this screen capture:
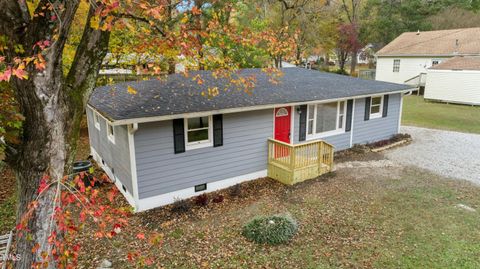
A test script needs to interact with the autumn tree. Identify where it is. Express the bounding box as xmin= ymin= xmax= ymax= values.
xmin=0 ymin=0 xmax=269 ymax=267
xmin=362 ymin=0 xmax=480 ymax=46
xmin=335 ymin=23 xmax=362 ymax=73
